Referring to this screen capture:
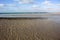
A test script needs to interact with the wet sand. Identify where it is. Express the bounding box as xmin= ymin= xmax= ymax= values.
xmin=0 ymin=18 xmax=60 ymax=40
